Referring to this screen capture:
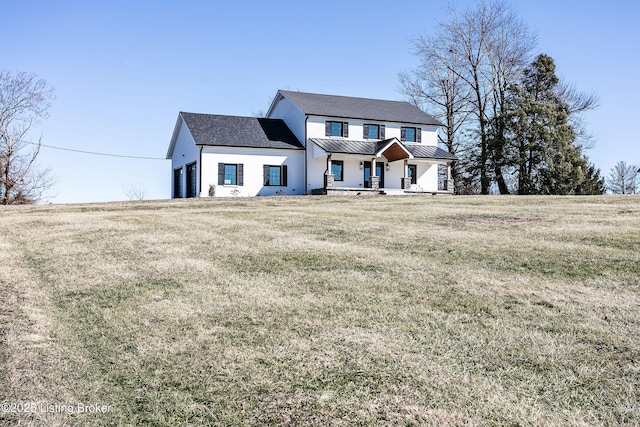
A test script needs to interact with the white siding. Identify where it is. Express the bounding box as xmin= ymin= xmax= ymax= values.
xmin=306 ymin=116 xmax=438 ymax=146
xmin=418 ymin=126 xmax=439 ymax=146
xmin=267 ymin=95 xmax=307 ymax=147
xmin=414 ymin=162 xmax=439 ymax=192
xmin=305 ymin=116 xmax=442 ymax=191
xmin=201 ymin=146 xmax=304 ymax=197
